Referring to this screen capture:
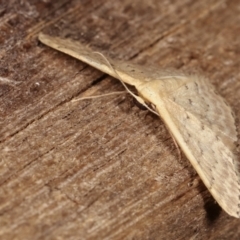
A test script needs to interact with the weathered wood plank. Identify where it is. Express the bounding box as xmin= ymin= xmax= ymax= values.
xmin=0 ymin=0 xmax=239 ymax=239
